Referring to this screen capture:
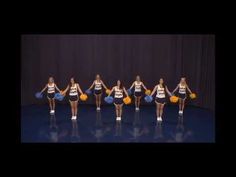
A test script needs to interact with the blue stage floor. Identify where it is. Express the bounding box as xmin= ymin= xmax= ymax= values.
xmin=21 ymin=104 xmax=215 ymax=143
